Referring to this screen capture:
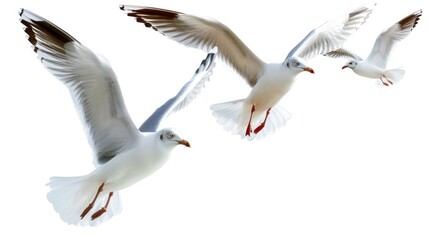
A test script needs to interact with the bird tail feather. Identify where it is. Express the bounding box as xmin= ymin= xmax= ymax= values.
xmin=47 ymin=176 xmax=122 ymax=226
xmin=379 ymin=67 xmax=405 ymax=85
xmin=210 ymin=99 xmax=291 ymax=140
